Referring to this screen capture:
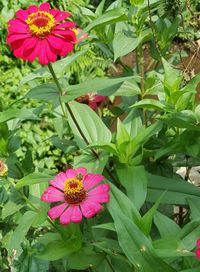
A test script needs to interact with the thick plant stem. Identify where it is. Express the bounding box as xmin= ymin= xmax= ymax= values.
xmin=48 ymin=63 xmax=117 ymax=183
xmin=48 ymin=63 xmax=67 ymax=118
